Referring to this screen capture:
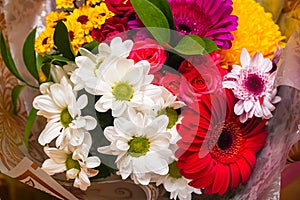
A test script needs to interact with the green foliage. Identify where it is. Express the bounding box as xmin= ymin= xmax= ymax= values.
xmin=23 ymin=27 xmax=39 ymax=81
xmin=54 ymin=21 xmax=75 ymax=60
xmin=0 ymin=32 xmax=25 ymax=82
xmin=24 ymin=108 xmax=38 ymax=148
xmin=131 ymin=0 xmax=171 ymax=44
xmin=11 ymin=85 xmax=26 ymax=114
